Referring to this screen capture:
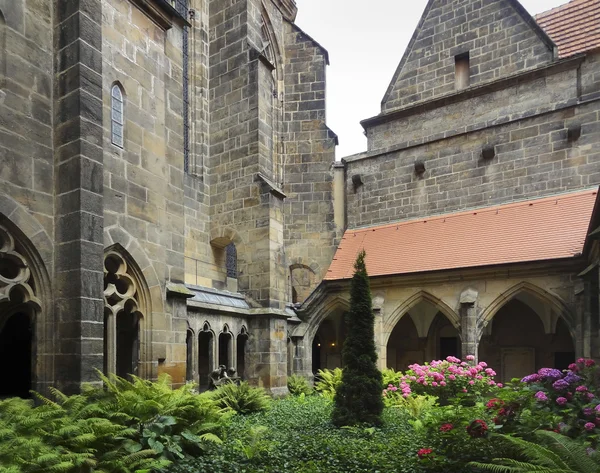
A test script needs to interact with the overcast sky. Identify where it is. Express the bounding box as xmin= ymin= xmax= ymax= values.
xmin=295 ymin=0 xmax=568 ymax=159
